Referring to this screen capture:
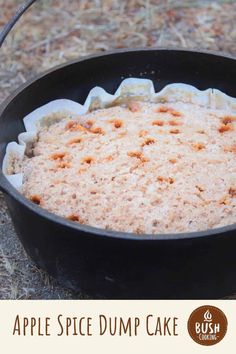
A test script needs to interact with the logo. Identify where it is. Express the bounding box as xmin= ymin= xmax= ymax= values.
xmin=187 ymin=305 xmax=228 ymax=346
